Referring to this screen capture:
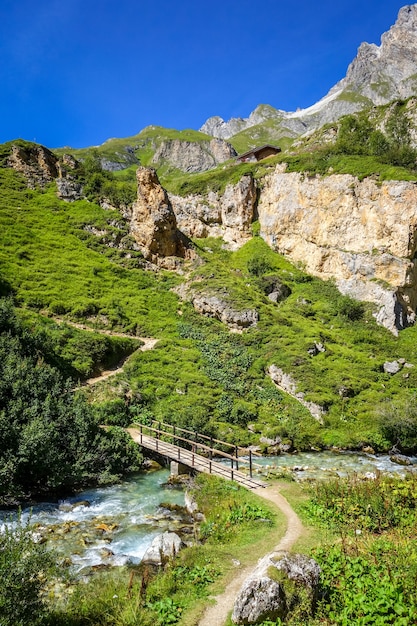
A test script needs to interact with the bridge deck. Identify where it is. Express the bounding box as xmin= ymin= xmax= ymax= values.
xmin=126 ymin=428 xmax=265 ymax=490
